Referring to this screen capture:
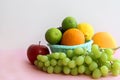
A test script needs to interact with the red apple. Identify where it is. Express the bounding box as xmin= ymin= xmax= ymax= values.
xmin=27 ymin=41 xmax=50 ymax=65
